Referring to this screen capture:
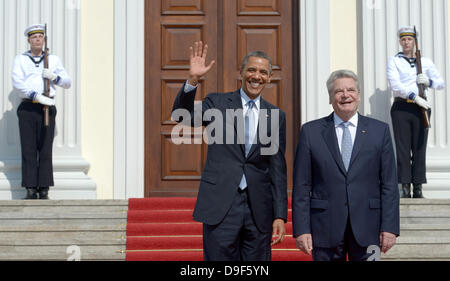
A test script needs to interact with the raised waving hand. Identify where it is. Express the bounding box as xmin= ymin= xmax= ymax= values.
xmin=188 ymin=41 xmax=215 ymax=86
